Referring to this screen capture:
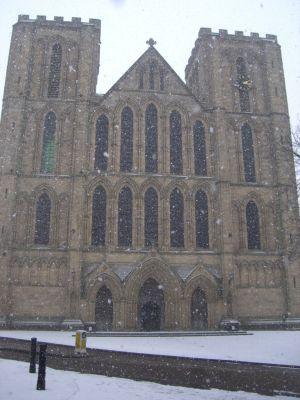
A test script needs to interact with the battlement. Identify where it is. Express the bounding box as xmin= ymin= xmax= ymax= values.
xmin=185 ymin=27 xmax=278 ymax=78
xmin=17 ymin=14 xmax=101 ymax=28
xmin=197 ymin=27 xmax=277 ymax=42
